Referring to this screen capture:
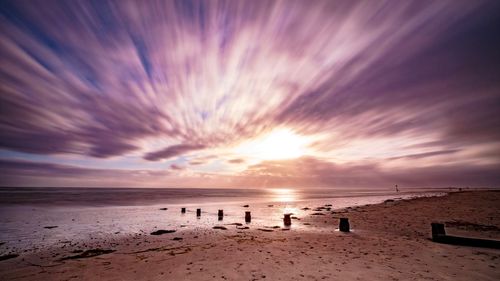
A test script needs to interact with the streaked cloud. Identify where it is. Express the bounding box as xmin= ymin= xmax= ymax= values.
xmin=228 ymin=158 xmax=245 ymax=164
xmin=170 ymin=163 xmax=185 ymax=171
xmin=144 ymin=144 xmax=205 ymax=161
xmin=237 ymin=157 xmax=500 ymax=188
xmin=1 ymin=0 xmax=499 ymax=187
xmin=0 ymin=159 xmax=171 ymax=187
